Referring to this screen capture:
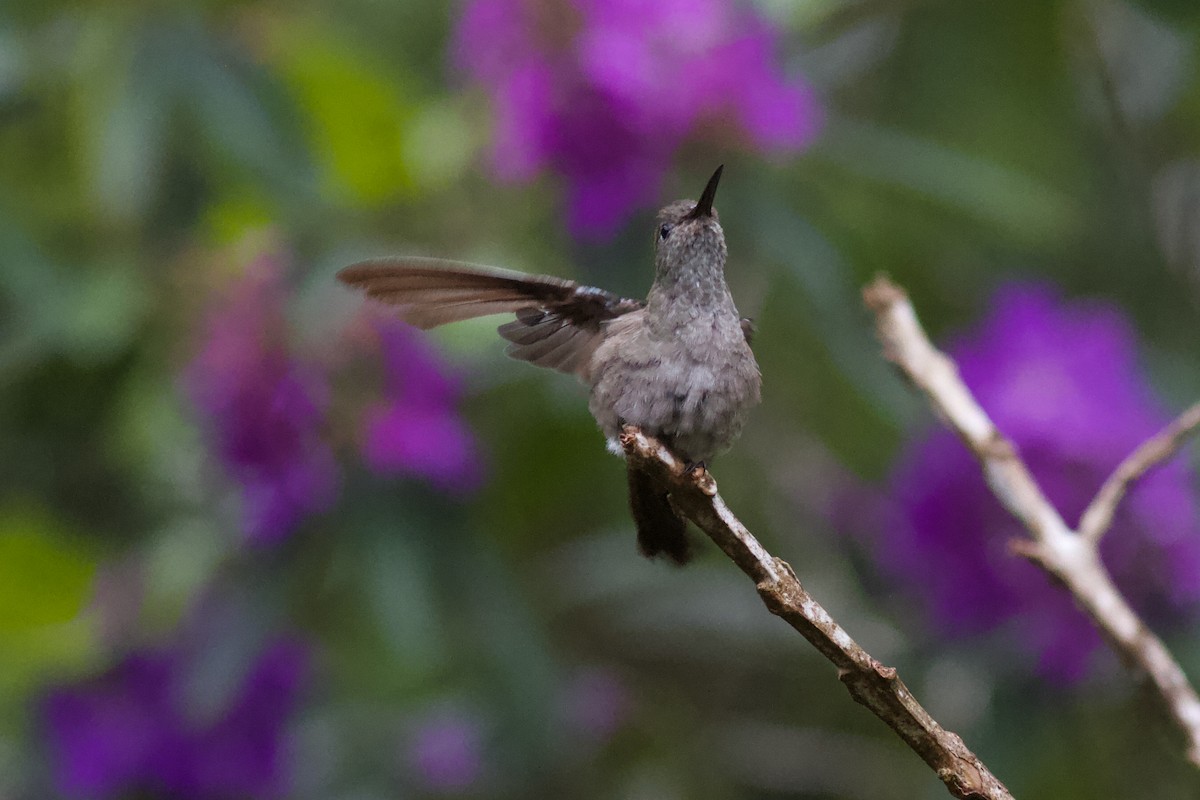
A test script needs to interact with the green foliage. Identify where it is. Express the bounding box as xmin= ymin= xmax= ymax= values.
xmin=277 ymin=22 xmax=416 ymax=204
xmin=5 ymin=1 xmax=1200 ymax=797
xmin=0 ymin=504 xmax=94 ymax=633
xmin=0 ymin=504 xmax=98 ymax=714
